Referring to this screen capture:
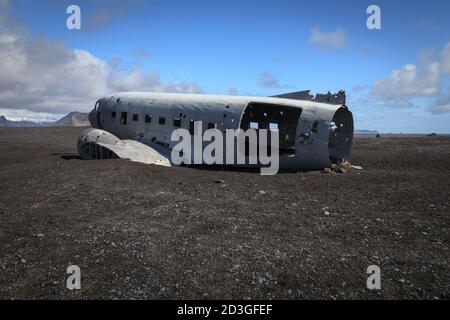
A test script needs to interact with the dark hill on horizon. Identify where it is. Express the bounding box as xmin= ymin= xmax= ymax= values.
xmin=51 ymin=112 xmax=90 ymax=127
